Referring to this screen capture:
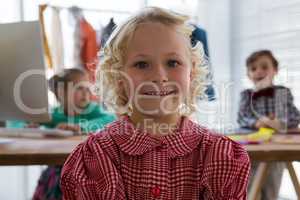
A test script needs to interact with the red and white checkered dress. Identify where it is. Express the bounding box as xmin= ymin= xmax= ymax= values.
xmin=61 ymin=116 xmax=250 ymax=200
